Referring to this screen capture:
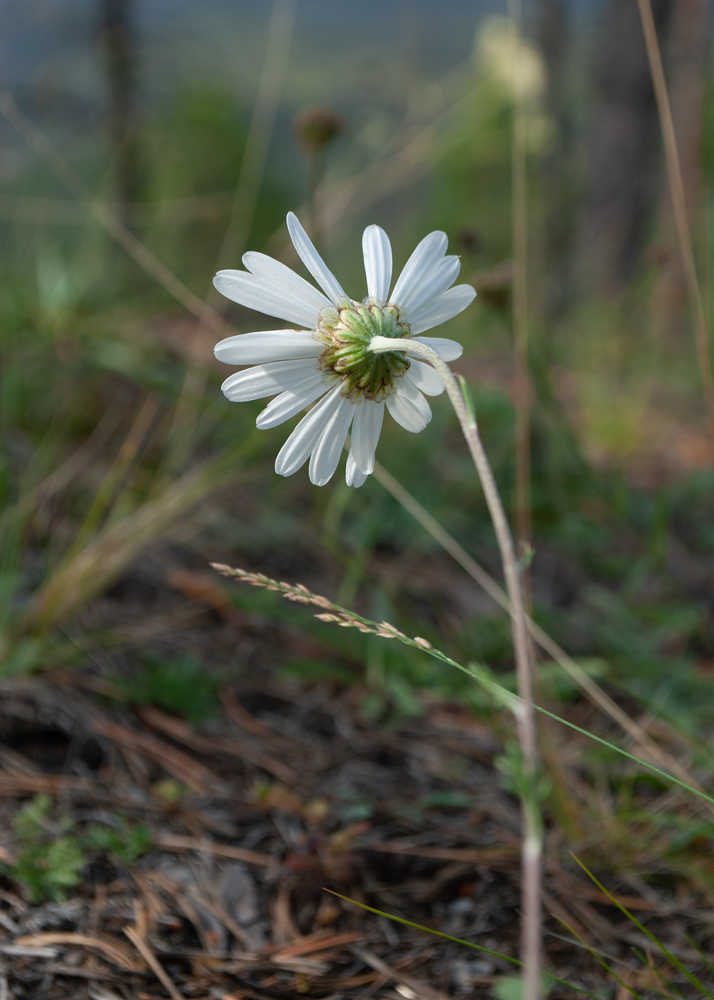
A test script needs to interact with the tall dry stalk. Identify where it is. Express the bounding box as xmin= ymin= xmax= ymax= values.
xmin=509 ymin=0 xmax=532 ymax=570
xmin=508 ymin=5 xmax=541 ymax=993
xmin=636 ymin=0 xmax=714 ymax=440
